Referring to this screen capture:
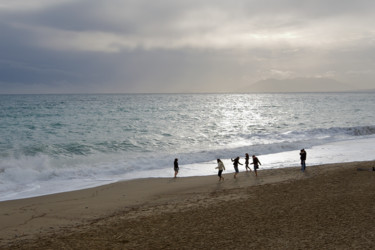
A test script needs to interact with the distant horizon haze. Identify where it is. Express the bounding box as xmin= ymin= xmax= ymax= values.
xmin=1 ymin=77 xmax=373 ymax=95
